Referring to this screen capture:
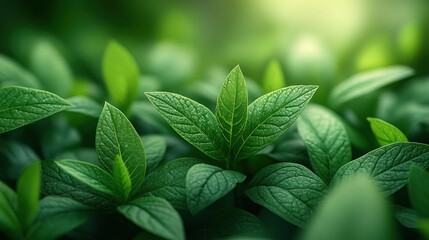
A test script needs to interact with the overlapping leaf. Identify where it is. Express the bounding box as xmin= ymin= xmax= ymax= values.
xmin=367 ymin=117 xmax=408 ymax=146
